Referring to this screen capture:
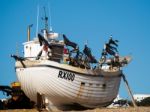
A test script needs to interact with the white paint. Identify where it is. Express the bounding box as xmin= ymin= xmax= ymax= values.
xmin=133 ymin=94 xmax=150 ymax=102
